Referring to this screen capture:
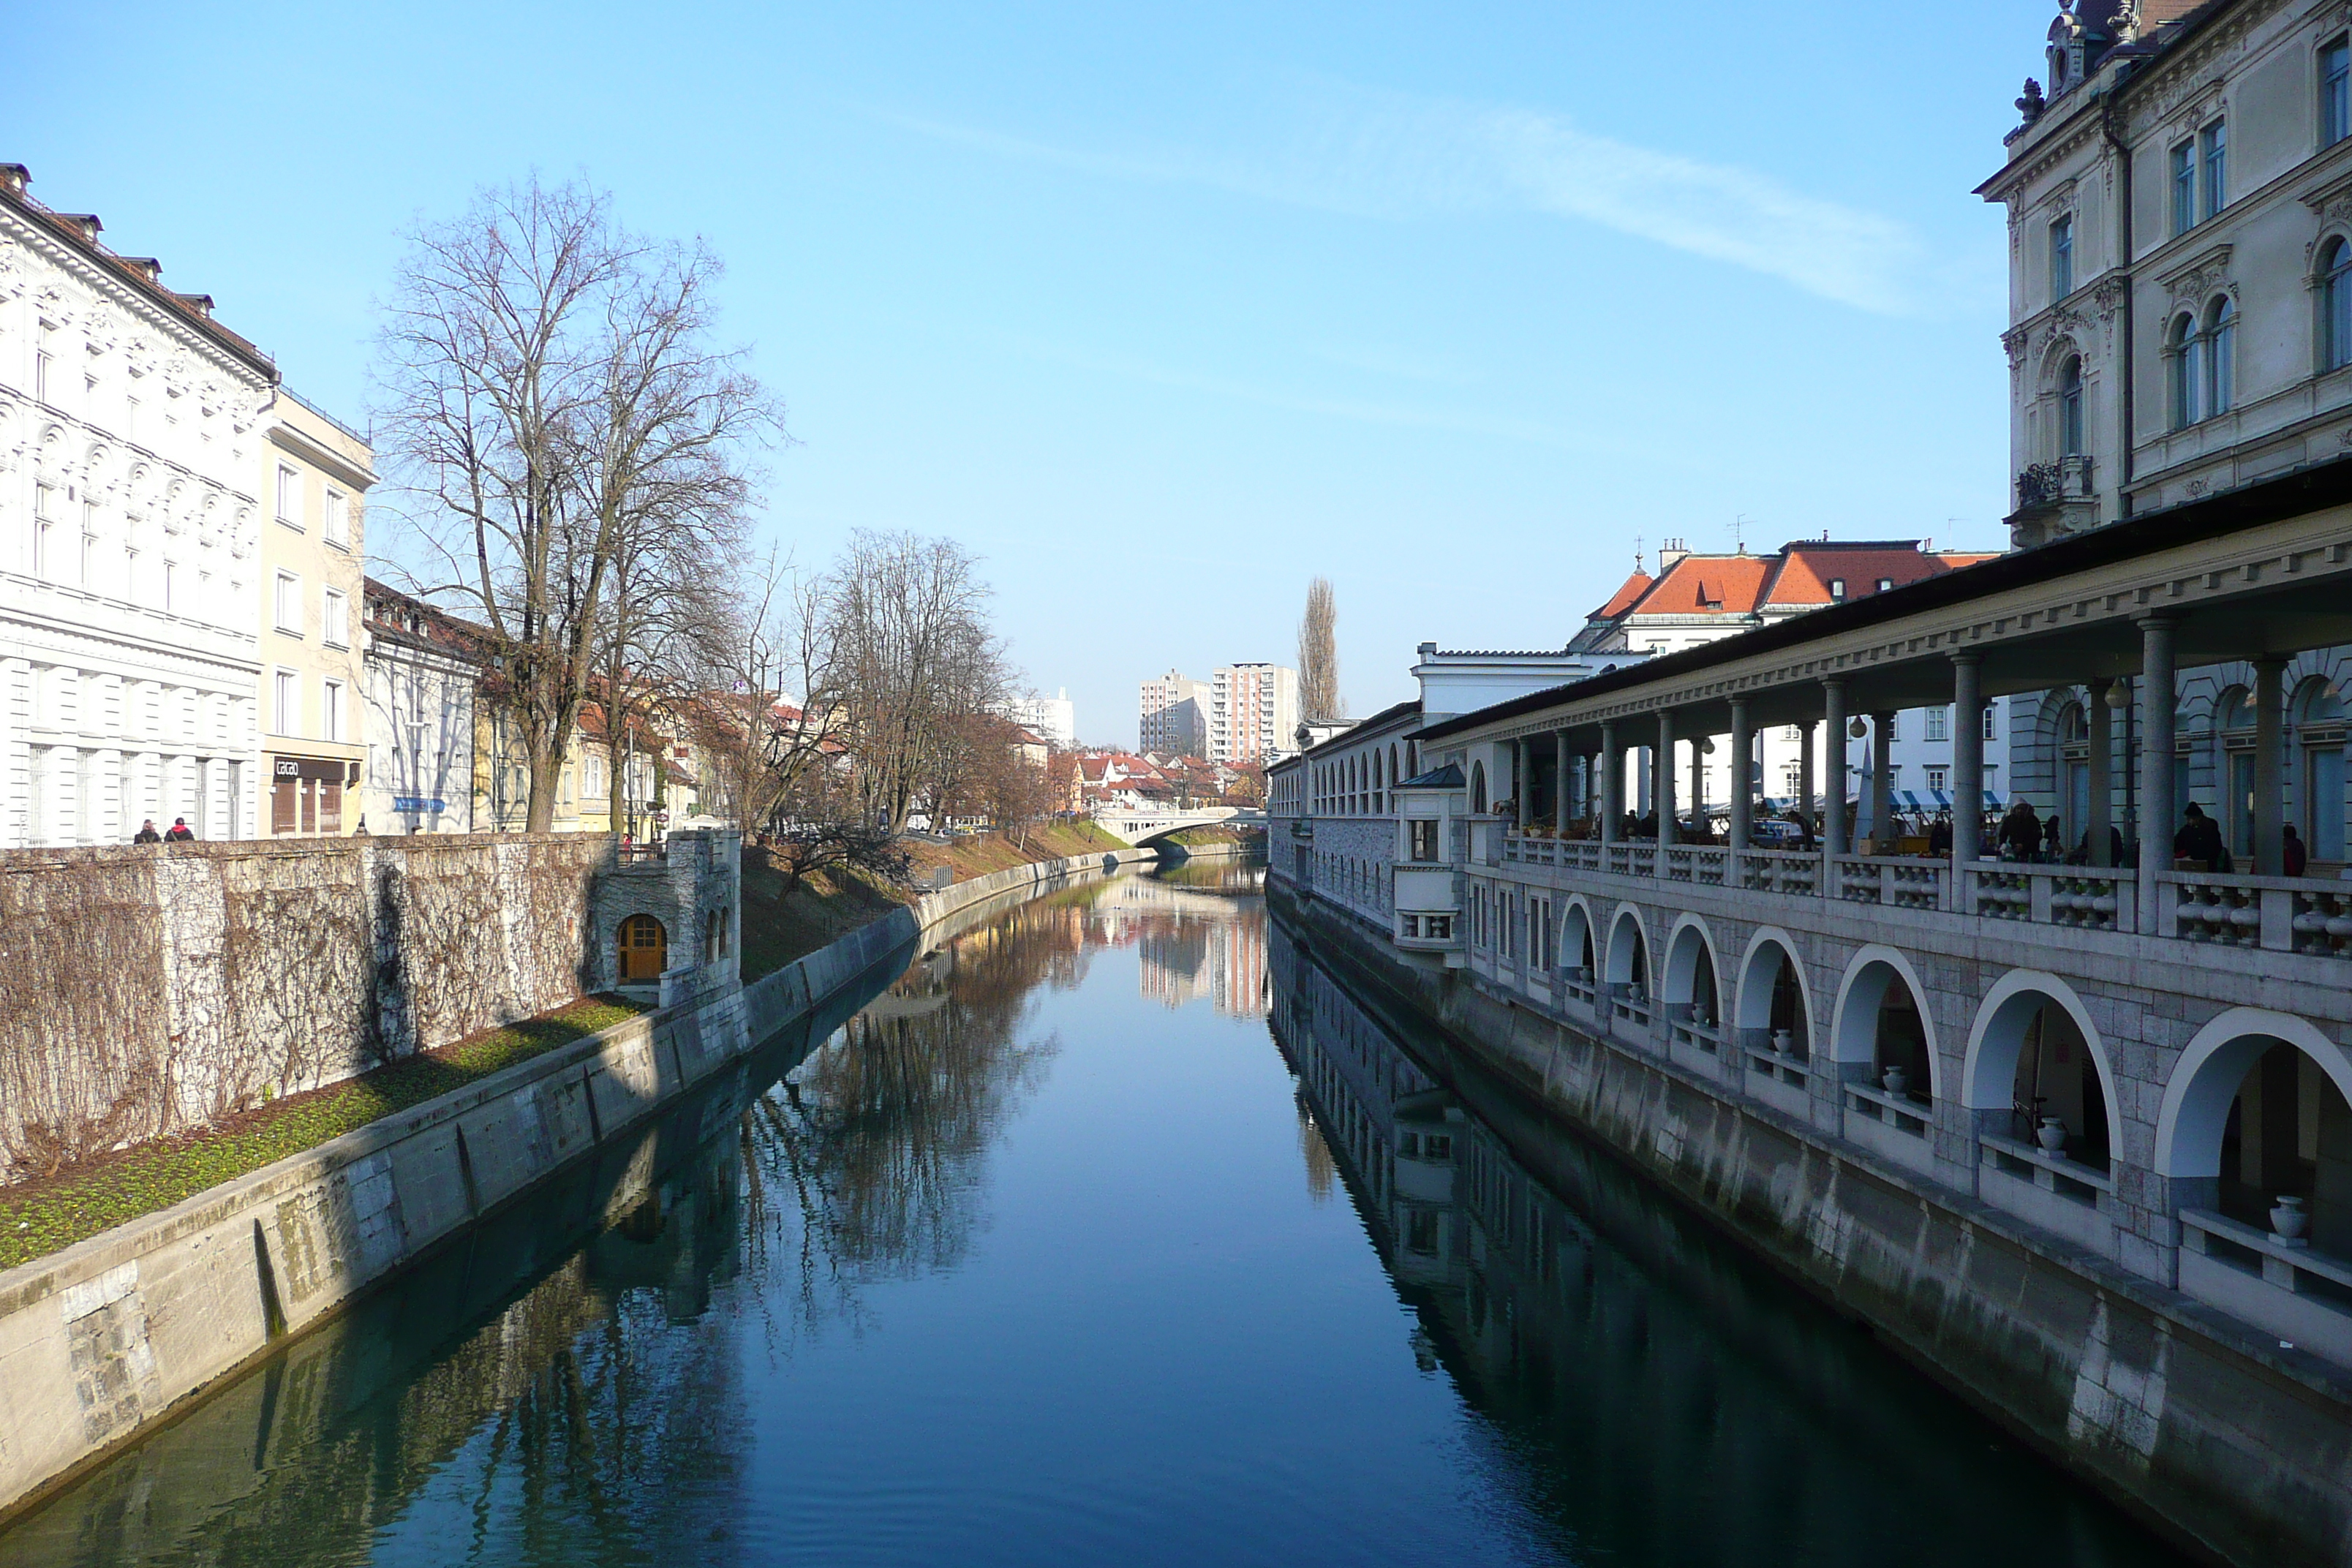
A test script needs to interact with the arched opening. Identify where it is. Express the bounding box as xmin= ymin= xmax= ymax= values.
xmin=2204 ymin=296 xmax=2236 ymax=416
xmin=2166 ymin=1022 xmax=2352 ymax=1256
xmin=2169 ymin=311 xmax=2201 ymax=428
xmin=1470 ymin=761 xmax=1488 ymax=815
xmin=1737 ymin=937 xmax=1811 ymax=1062
xmin=2057 ymin=354 xmax=2084 ymax=456
xmin=1604 ymin=911 xmax=1649 ymax=1003
xmin=1664 ymin=921 xmax=1719 ymax=1033
xmin=2322 ymin=235 xmax=2352 ymax=373
xmin=618 ymin=913 xmax=668 ymax=982
xmin=1836 ymin=957 xmax=1932 ymax=1107
xmin=1563 ymin=904 xmax=1596 ymax=985
xmin=1964 ymin=979 xmax=2114 ymax=1171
